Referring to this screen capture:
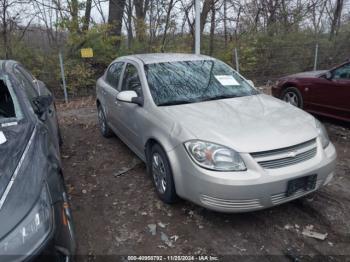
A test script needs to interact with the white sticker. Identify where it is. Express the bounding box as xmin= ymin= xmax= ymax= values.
xmin=214 ymin=75 xmax=240 ymax=86
xmin=1 ymin=122 xmax=17 ymax=127
xmin=0 ymin=131 xmax=7 ymax=145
